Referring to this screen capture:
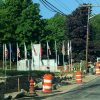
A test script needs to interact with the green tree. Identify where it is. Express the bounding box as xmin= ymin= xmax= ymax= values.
xmin=65 ymin=4 xmax=94 ymax=61
xmin=0 ymin=0 xmax=46 ymax=45
xmin=0 ymin=0 xmax=46 ymax=59
xmin=45 ymin=13 xmax=66 ymax=52
xmin=91 ymin=14 xmax=100 ymax=57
